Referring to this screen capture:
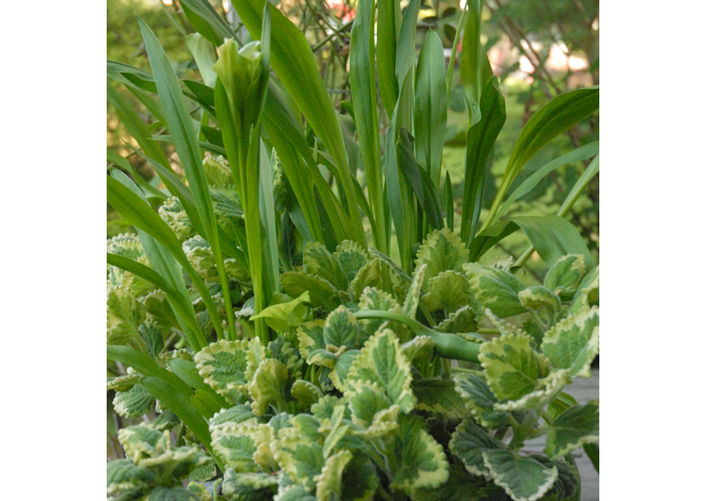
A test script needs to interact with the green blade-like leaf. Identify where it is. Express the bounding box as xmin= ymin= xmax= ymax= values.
xmin=180 ymin=0 xmax=234 ymax=46
xmin=512 ymin=215 xmax=594 ymax=269
xmin=485 ymin=87 xmax=599 ymax=226
xmin=459 ymin=0 xmax=492 ymax=127
xmin=460 ymin=76 xmax=506 ymax=245
xmin=395 ymin=0 xmax=421 ymax=87
xmin=415 ymin=30 xmax=447 ymax=186
xmin=376 ymin=0 xmax=400 ymax=111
